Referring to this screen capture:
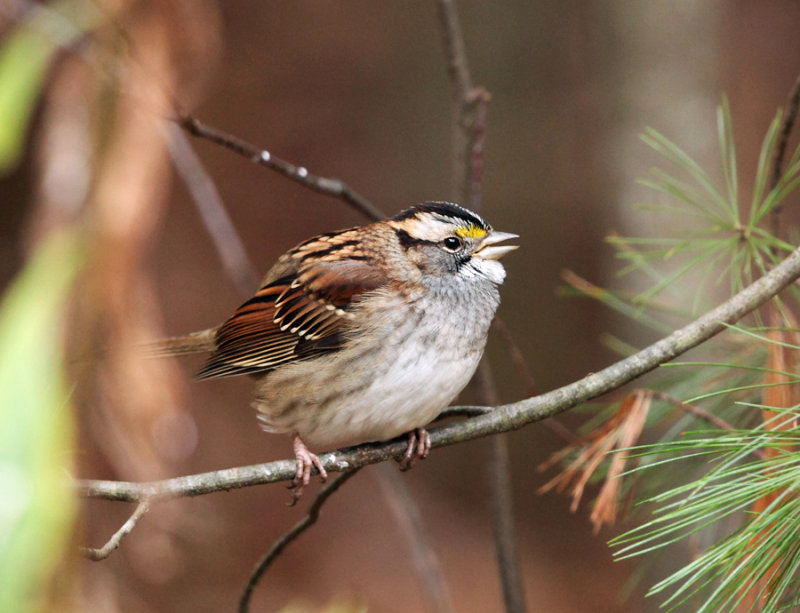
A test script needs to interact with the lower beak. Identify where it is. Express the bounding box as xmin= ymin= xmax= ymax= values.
xmin=473 ymin=231 xmax=519 ymax=260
